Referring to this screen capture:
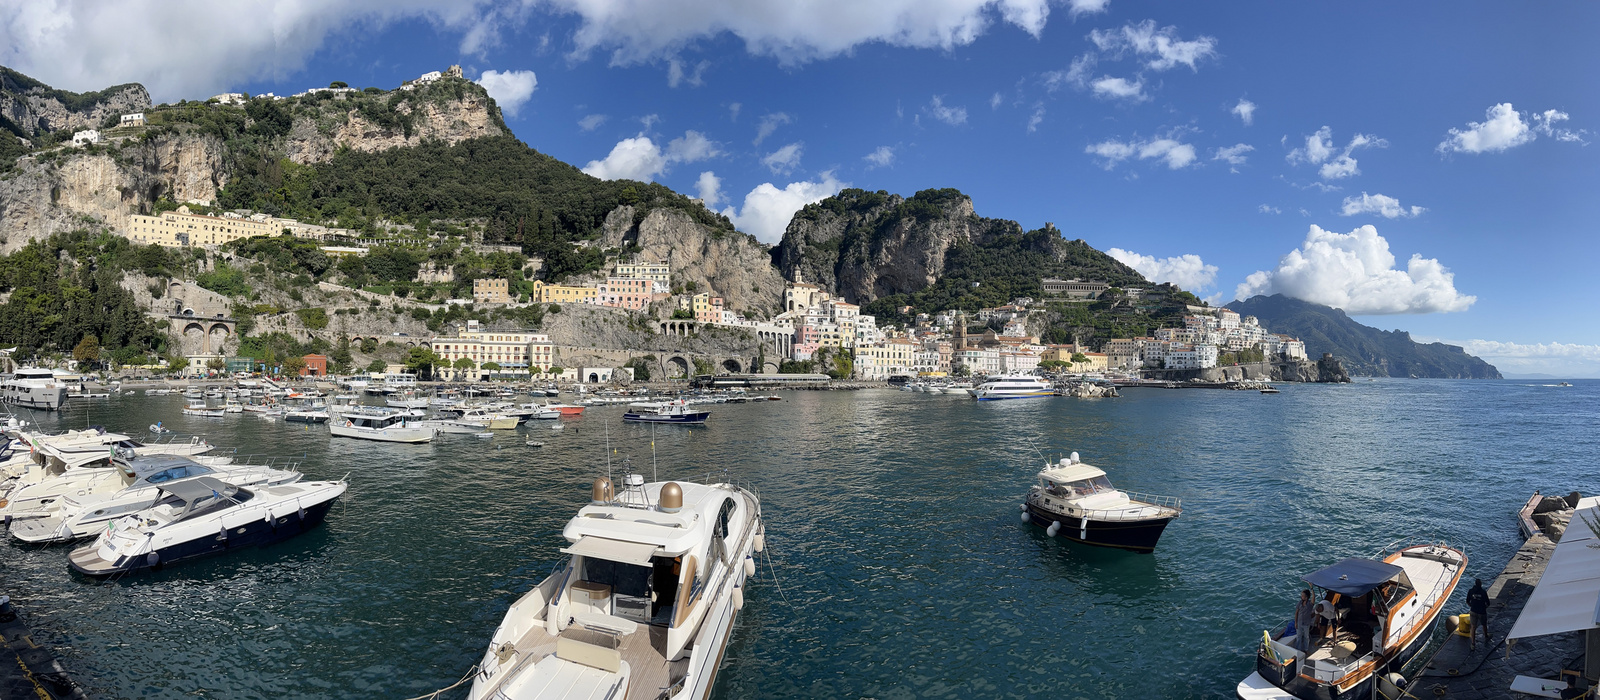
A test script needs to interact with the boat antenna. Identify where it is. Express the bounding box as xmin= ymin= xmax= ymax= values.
xmin=651 ymin=422 xmax=658 ymax=482
xmin=1023 ymin=434 xmax=1049 ymax=465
